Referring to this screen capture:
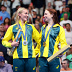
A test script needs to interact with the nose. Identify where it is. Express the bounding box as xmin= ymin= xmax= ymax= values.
xmin=44 ymin=14 xmax=46 ymax=18
xmin=44 ymin=14 xmax=45 ymax=17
